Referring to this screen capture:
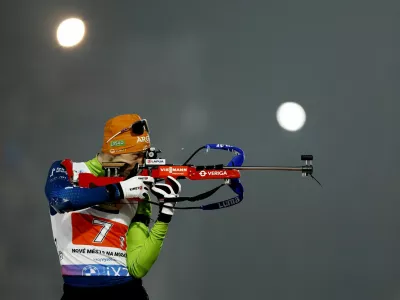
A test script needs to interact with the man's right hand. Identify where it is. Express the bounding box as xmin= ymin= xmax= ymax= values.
xmin=150 ymin=176 xmax=181 ymax=216
xmin=117 ymin=176 xmax=155 ymax=200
